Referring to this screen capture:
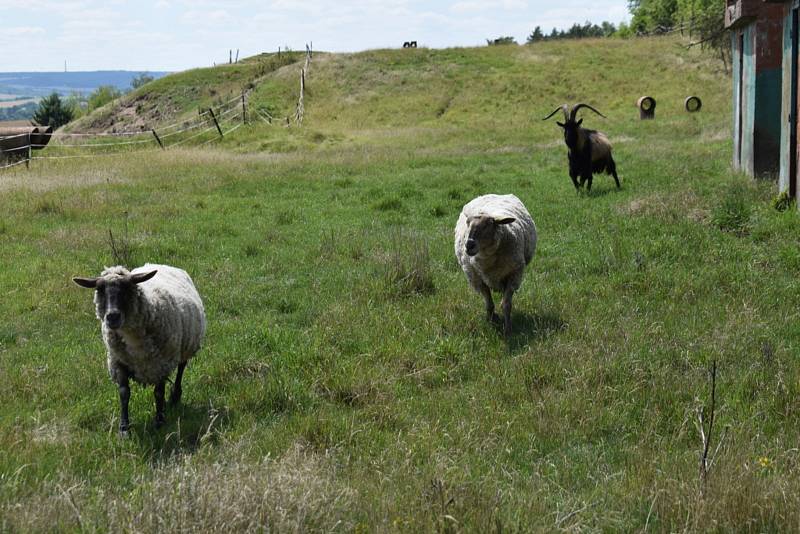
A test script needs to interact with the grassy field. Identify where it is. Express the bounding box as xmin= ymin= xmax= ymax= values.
xmin=3 ymin=36 xmax=800 ymax=531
